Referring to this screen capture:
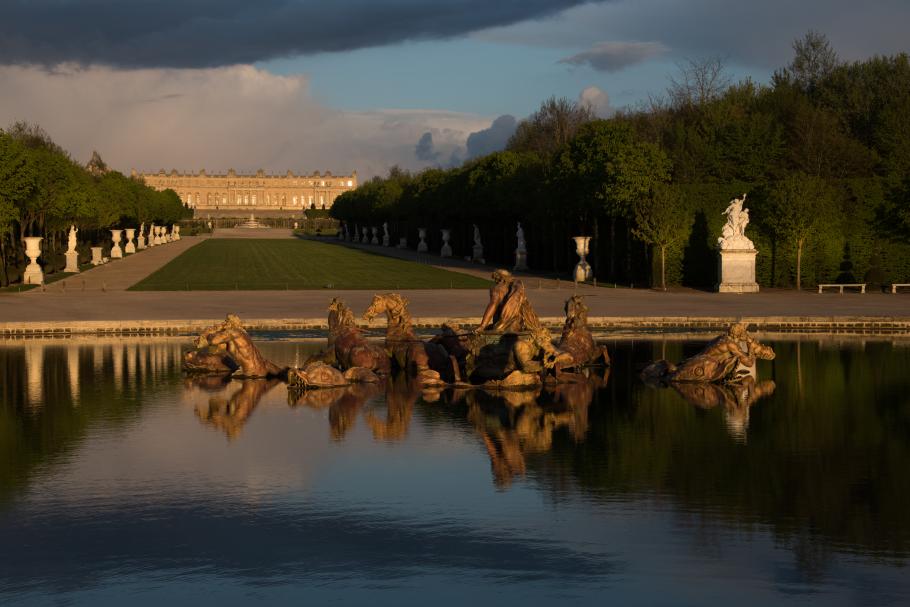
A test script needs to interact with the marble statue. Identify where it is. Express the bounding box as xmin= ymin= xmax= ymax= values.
xmin=137 ymin=223 xmax=147 ymax=249
xmin=642 ymin=323 xmax=775 ymax=384
xmin=371 ymin=226 xmax=379 ymax=245
xmin=514 ymin=222 xmax=528 ymax=271
xmin=716 ymin=194 xmax=759 ymax=293
xmin=472 ymin=224 xmax=484 ymax=263
xmin=148 ymin=223 xmax=156 ymax=246
xmin=65 ymin=225 xmax=79 ymax=272
xmin=440 ymin=229 xmax=452 ymax=258
xmin=382 ymin=222 xmax=390 ymax=247
xmin=362 ymin=226 xmax=369 ymax=244
xmin=718 ymin=194 xmax=755 ymax=250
